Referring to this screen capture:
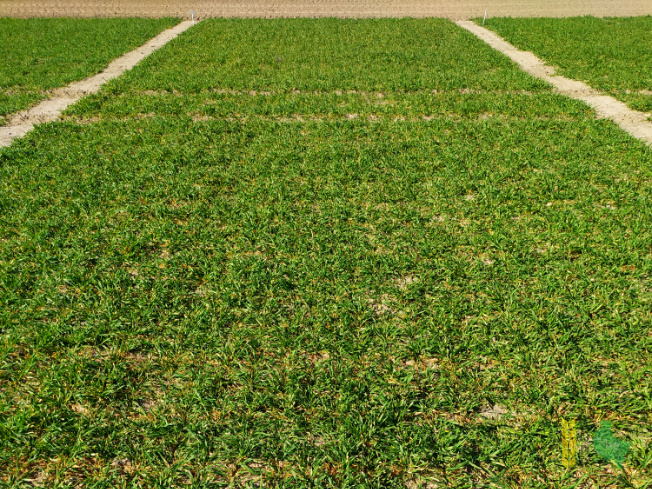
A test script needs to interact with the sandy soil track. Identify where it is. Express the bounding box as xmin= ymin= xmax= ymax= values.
xmin=0 ymin=0 xmax=650 ymax=20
